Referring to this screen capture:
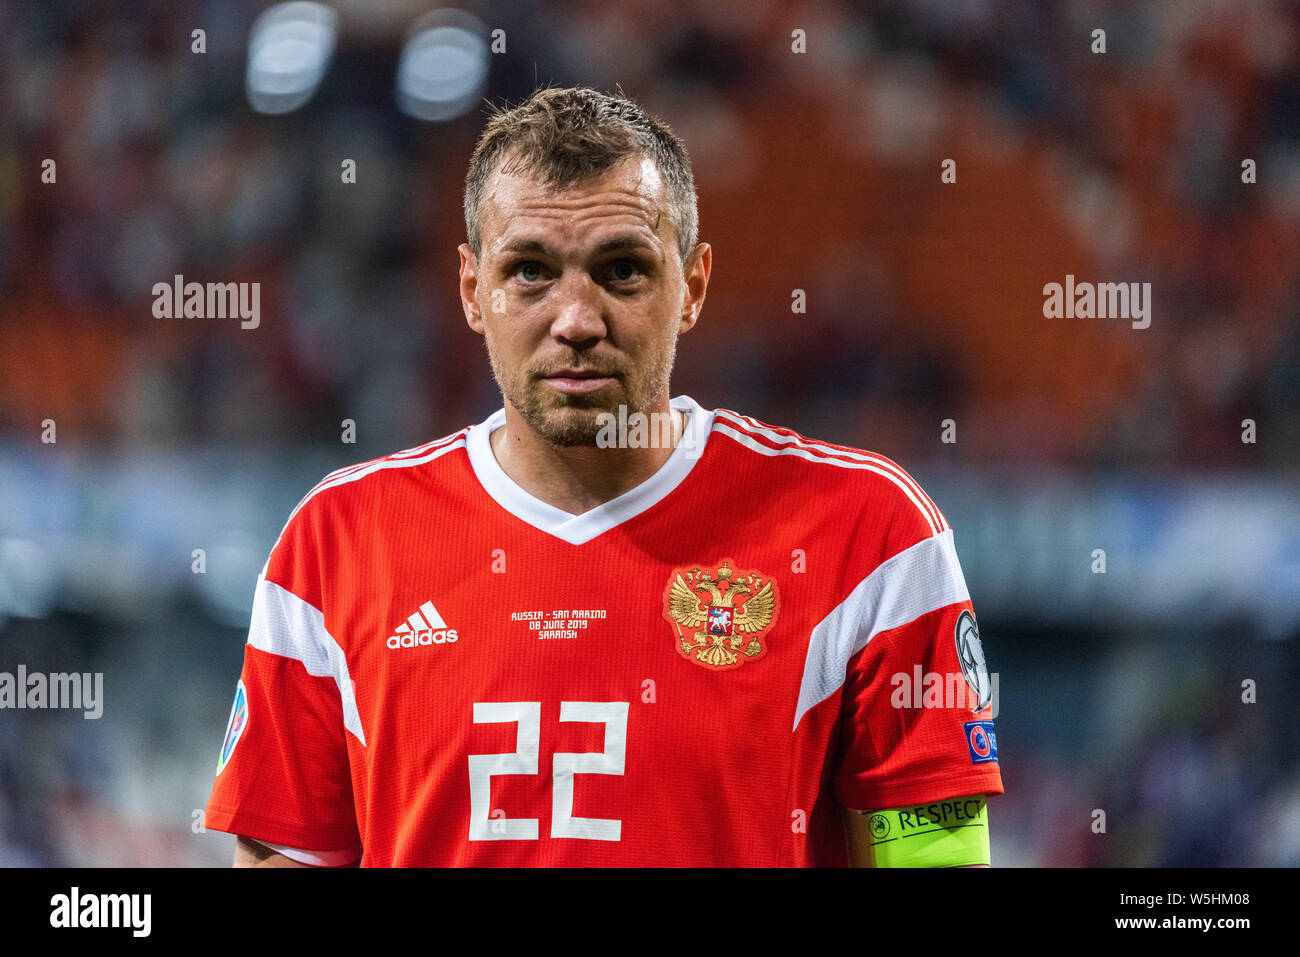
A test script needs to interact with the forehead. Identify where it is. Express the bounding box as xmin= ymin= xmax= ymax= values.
xmin=480 ymin=153 xmax=669 ymax=255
